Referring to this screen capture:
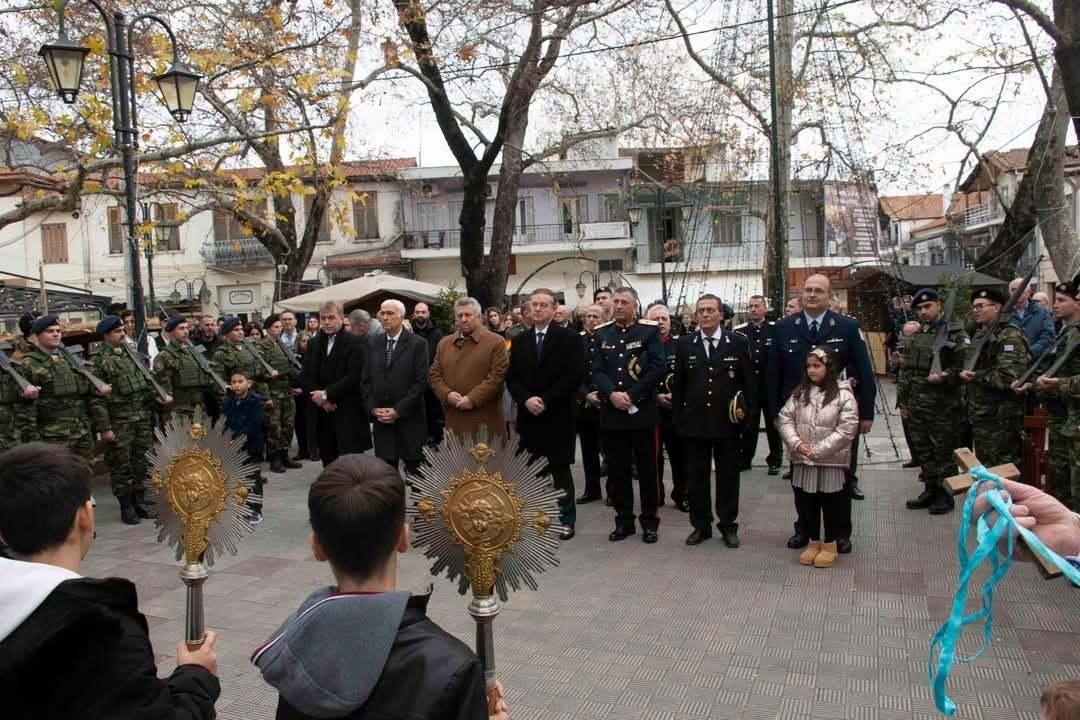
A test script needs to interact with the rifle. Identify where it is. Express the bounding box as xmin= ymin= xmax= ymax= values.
xmin=928 ymin=287 xmax=958 ymax=378
xmin=1037 ymin=326 xmax=1080 ymax=380
xmin=120 ymin=342 xmax=171 ymax=403
xmin=58 ymin=344 xmax=112 ymax=395
xmin=241 ymin=336 xmax=279 ymax=377
xmin=280 ymin=338 xmax=302 ymax=372
xmin=0 ymin=345 xmax=35 ymax=394
xmin=963 ymin=258 xmax=1041 ymax=372
xmin=185 ymin=339 xmax=229 ymax=393
xmin=1015 ymin=322 xmax=1077 ymax=386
